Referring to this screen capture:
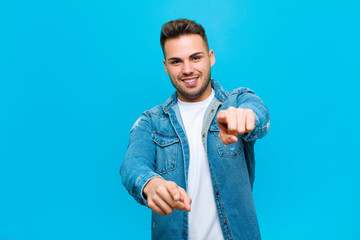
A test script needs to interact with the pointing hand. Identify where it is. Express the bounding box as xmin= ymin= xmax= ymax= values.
xmin=216 ymin=107 xmax=256 ymax=145
xmin=143 ymin=177 xmax=192 ymax=216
